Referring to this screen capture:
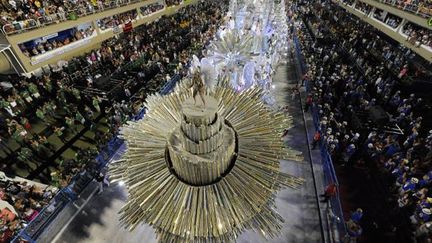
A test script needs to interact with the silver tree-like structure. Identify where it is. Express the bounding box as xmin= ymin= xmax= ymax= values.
xmin=110 ymin=74 xmax=303 ymax=242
